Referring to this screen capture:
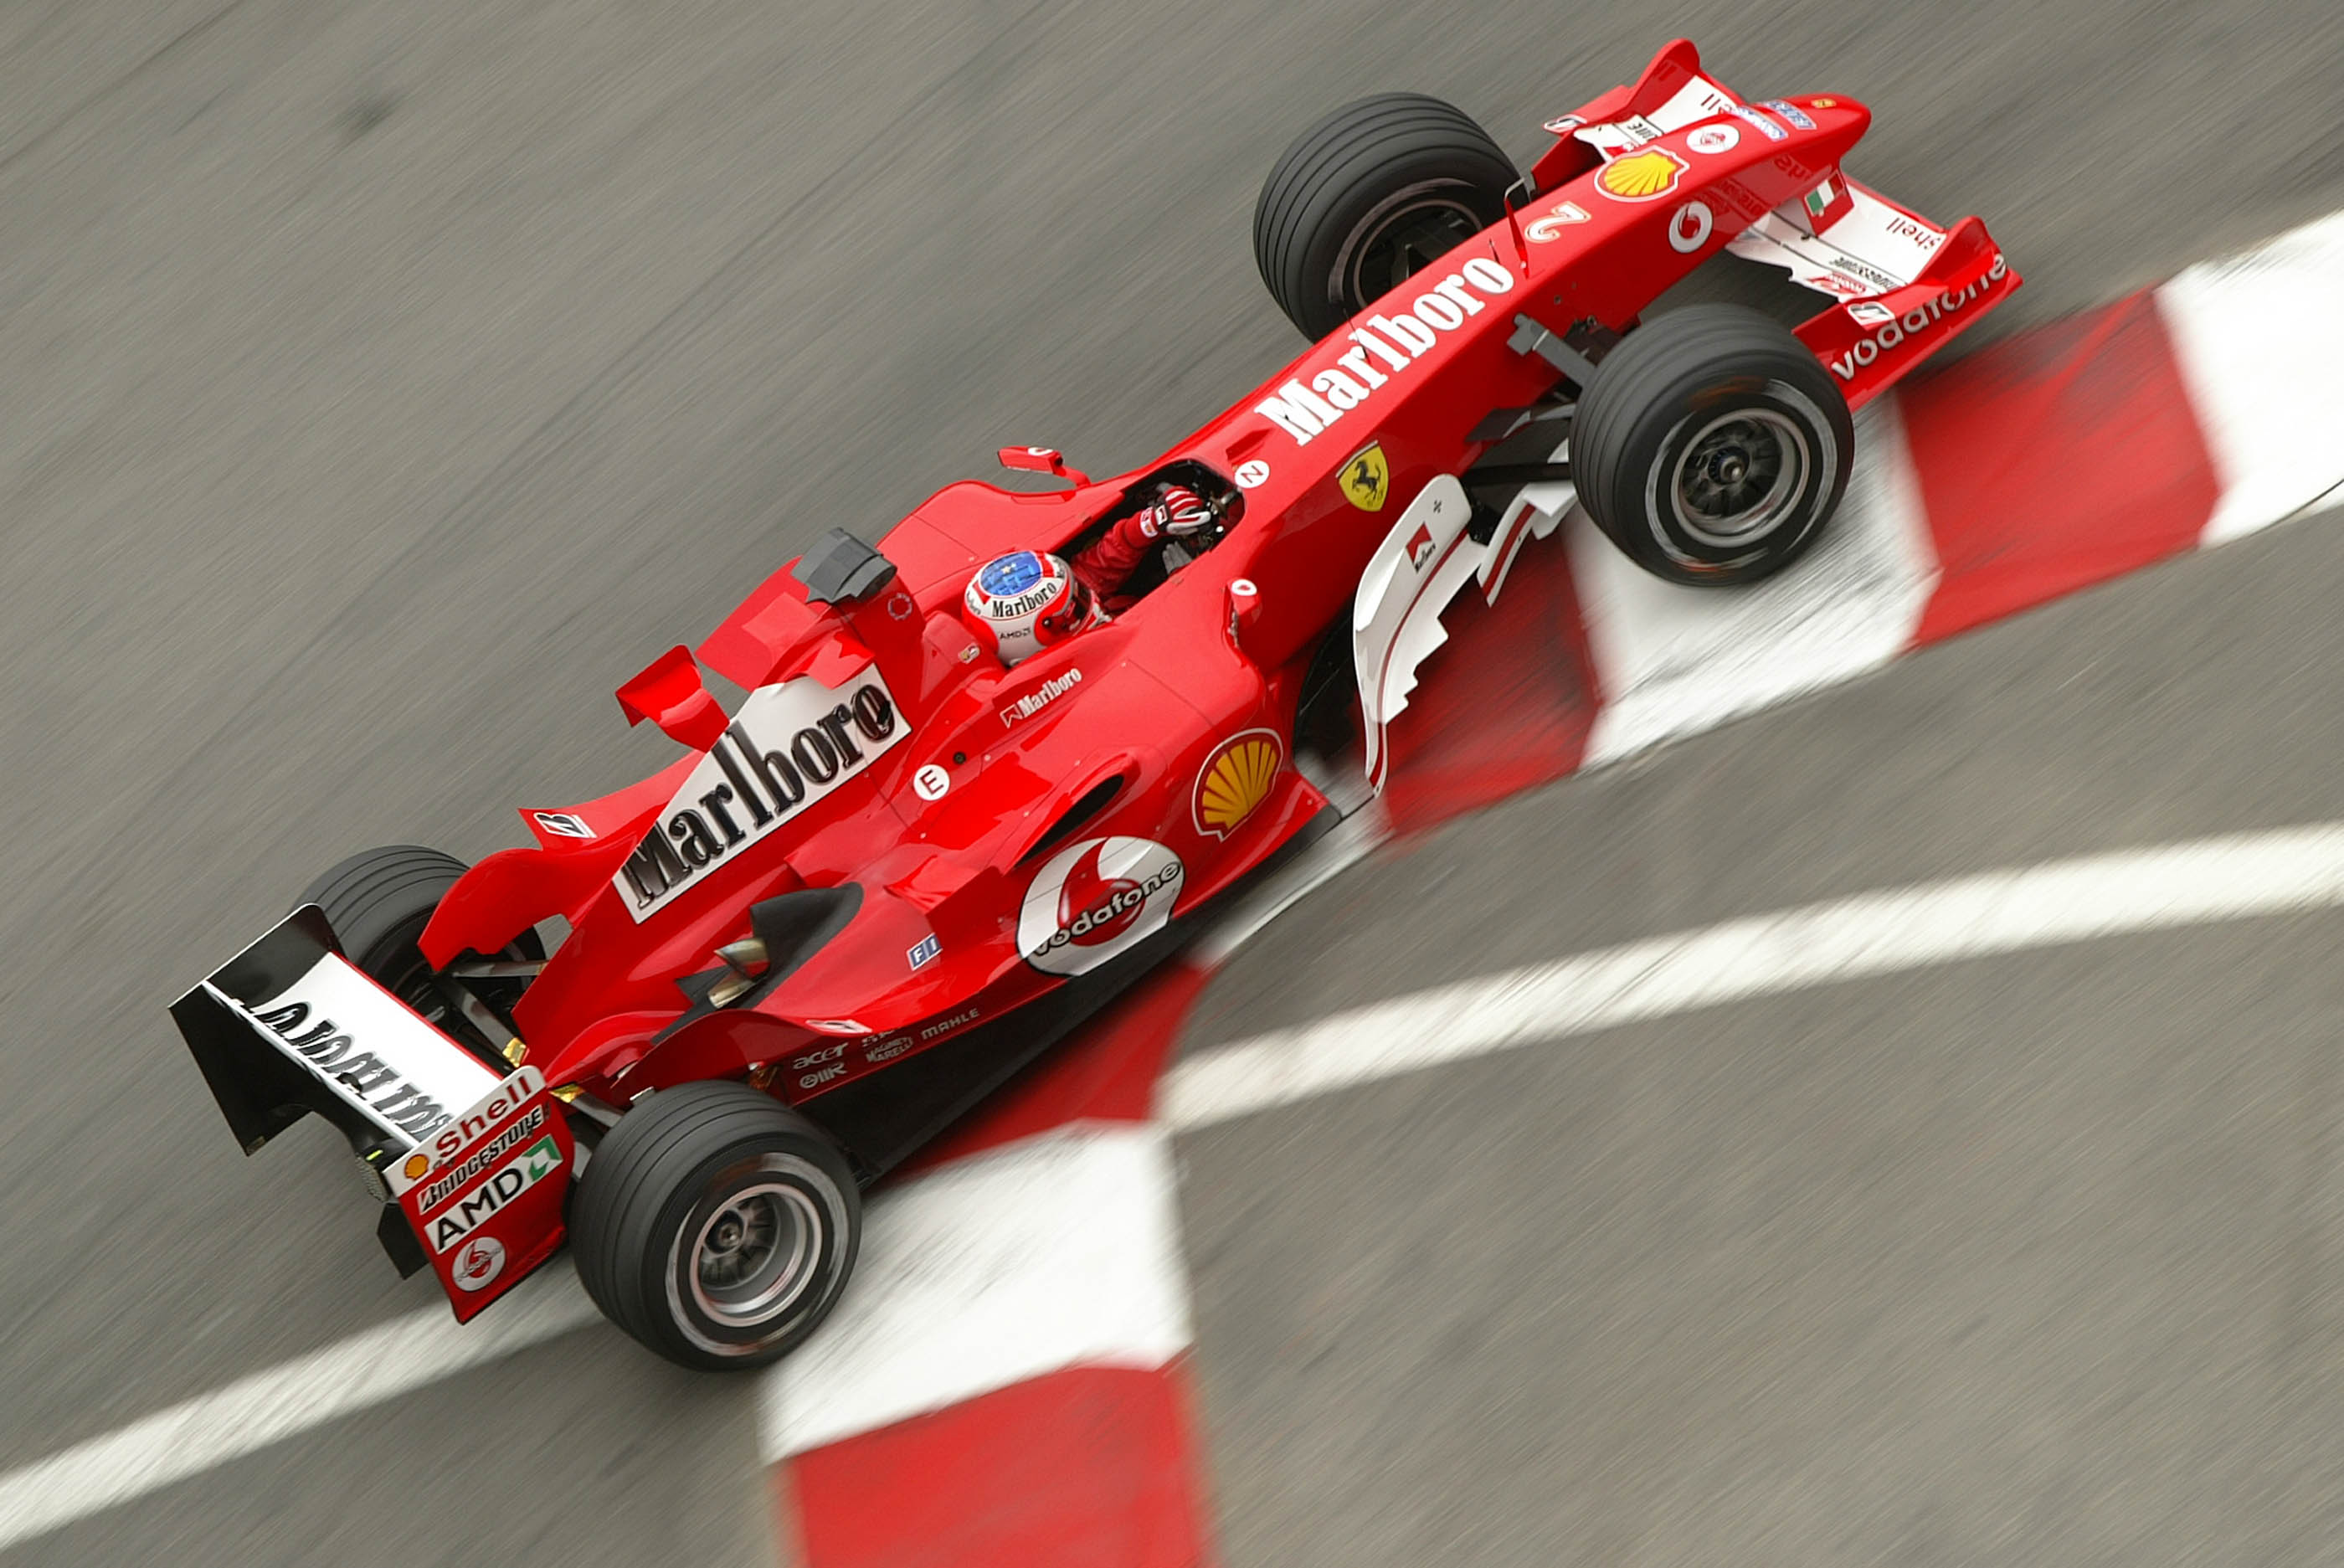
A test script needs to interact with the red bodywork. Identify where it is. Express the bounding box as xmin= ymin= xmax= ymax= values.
xmin=414 ymin=41 xmax=2014 ymax=1166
